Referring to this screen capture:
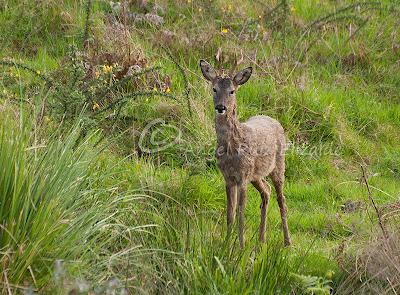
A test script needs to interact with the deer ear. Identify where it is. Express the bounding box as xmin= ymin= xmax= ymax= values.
xmin=233 ymin=67 xmax=252 ymax=86
xmin=199 ymin=59 xmax=217 ymax=82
